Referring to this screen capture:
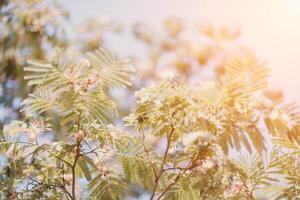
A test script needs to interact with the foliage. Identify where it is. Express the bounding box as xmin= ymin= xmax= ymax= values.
xmin=0 ymin=3 xmax=299 ymax=200
xmin=1 ymin=46 xmax=300 ymax=200
xmin=0 ymin=48 xmax=134 ymax=199
xmin=122 ymin=55 xmax=300 ymax=199
xmin=231 ymin=143 xmax=300 ymax=199
xmin=0 ymin=0 xmax=68 ymax=125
